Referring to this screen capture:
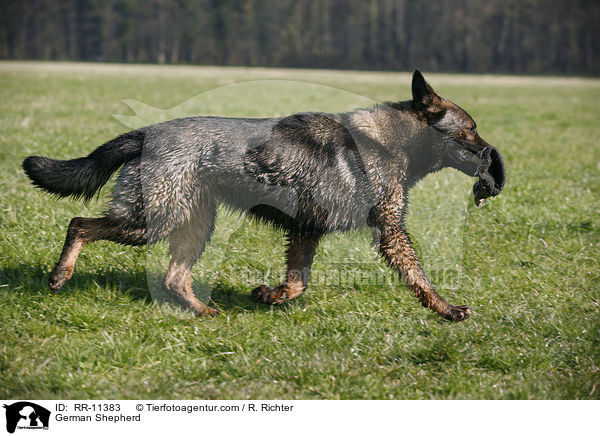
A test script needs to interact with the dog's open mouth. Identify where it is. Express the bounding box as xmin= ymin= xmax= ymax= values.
xmin=473 ymin=146 xmax=505 ymax=207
